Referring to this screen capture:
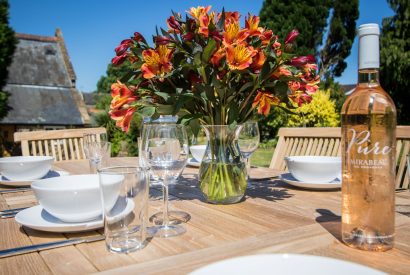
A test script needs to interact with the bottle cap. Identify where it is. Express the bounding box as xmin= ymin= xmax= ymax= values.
xmin=357 ymin=23 xmax=380 ymax=69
